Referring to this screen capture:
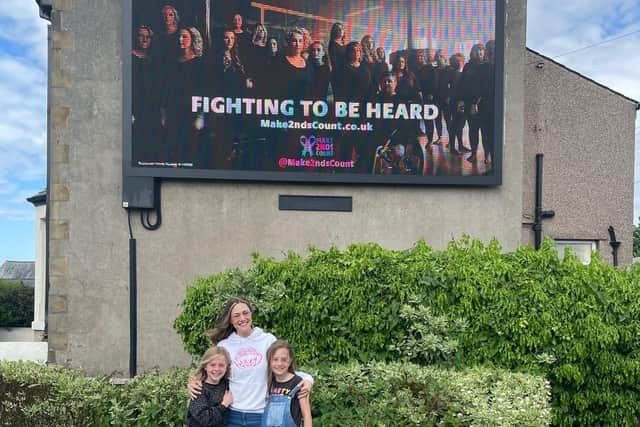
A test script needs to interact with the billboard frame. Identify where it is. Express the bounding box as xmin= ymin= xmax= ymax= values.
xmin=122 ymin=0 xmax=505 ymax=187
